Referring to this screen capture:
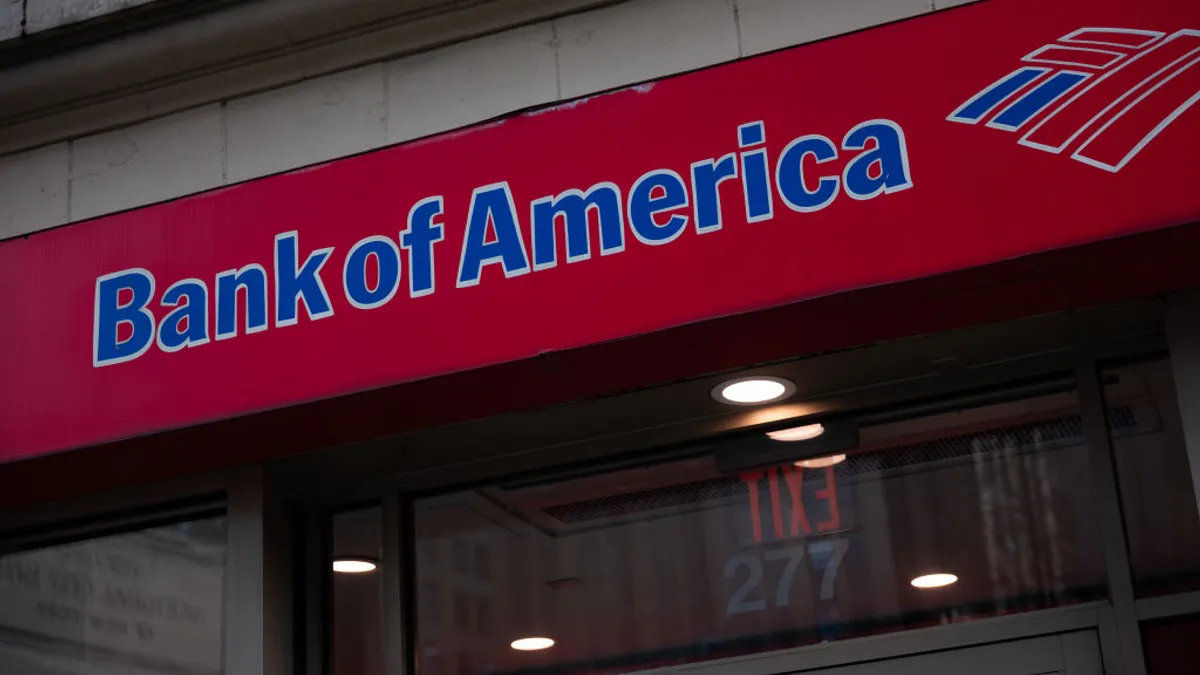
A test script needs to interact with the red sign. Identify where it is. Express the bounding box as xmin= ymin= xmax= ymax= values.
xmin=2 ymin=0 xmax=1199 ymax=461
xmin=742 ymin=466 xmax=841 ymax=544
